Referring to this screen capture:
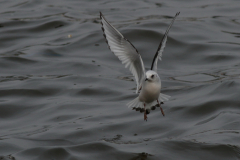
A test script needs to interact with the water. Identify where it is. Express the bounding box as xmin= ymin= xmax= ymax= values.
xmin=0 ymin=0 xmax=240 ymax=159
